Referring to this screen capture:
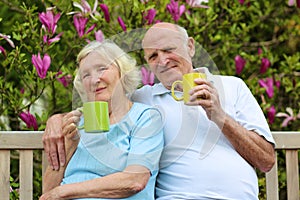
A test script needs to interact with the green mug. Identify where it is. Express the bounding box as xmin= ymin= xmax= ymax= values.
xmin=78 ymin=101 xmax=110 ymax=133
xmin=171 ymin=72 xmax=207 ymax=103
